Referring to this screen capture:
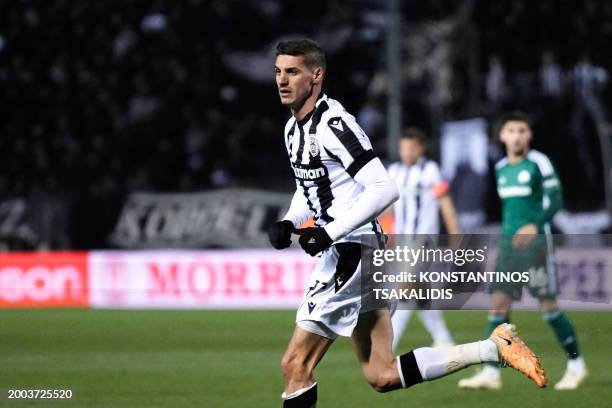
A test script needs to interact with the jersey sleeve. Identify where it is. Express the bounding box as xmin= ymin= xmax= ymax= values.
xmin=423 ymin=161 xmax=450 ymax=198
xmin=282 ymin=187 xmax=312 ymax=228
xmin=321 ymin=115 xmax=376 ymax=177
xmin=533 ymin=155 xmax=563 ymax=226
xmin=323 ymin=157 xmax=399 ymax=241
xmin=541 ymin=168 xmax=561 ymax=194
